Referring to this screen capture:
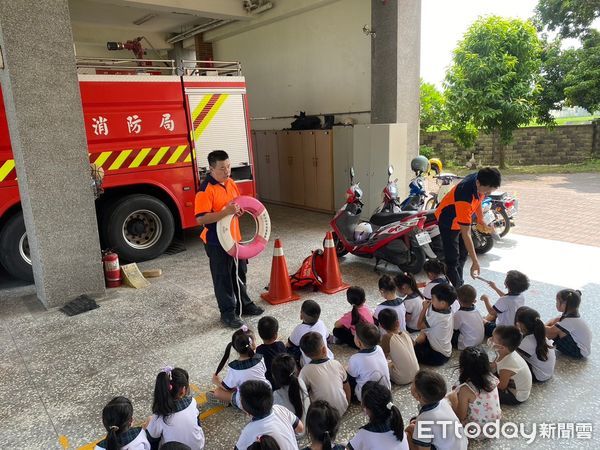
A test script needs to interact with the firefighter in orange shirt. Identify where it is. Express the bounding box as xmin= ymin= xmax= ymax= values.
xmin=195 ymin=150 xmax=264 ymax=328
xmin=435 ymin=167 xmax=501 ymax=287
